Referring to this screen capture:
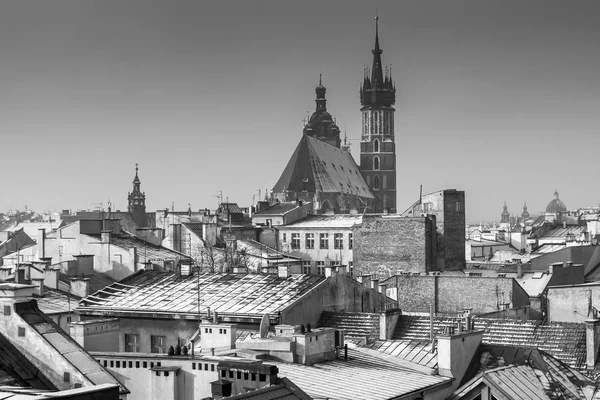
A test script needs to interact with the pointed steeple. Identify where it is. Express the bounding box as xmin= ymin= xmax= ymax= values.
xmin=360 ymin=16 xmax=395 ymax=108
